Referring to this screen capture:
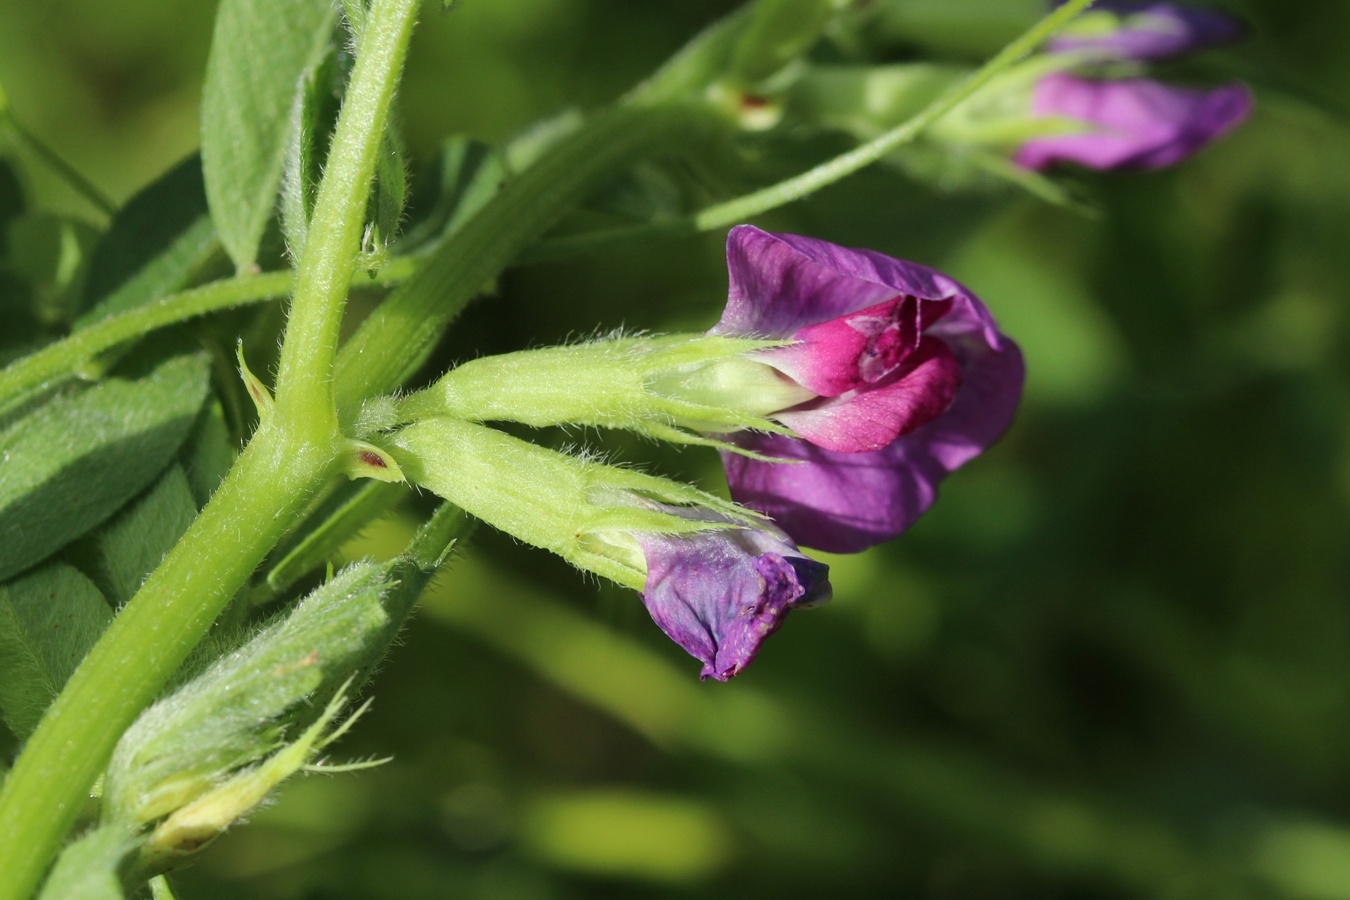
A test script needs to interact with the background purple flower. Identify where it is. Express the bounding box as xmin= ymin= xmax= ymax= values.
xmin=713 ymin=226 xmax=1024 ymax=554
xmin=636 ymin=525 xmax=831 ymax=681
xmin=1049 ymin=1 xmax=1245 ymax=61
xmin=1014 ymin=73 xmax=1252 ymax=171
